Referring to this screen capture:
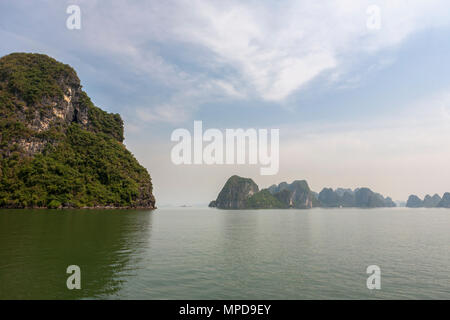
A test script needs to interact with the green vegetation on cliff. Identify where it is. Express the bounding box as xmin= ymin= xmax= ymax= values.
xmin=0 ymin=53 xmax=155 ymax=208
xmin=211 ymin=175 xmax=259 ymax=209
xmin=210 ymin=176 xmax=318 ymax=209
xmin=246 ymin=189 xmax=287 ymax=209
